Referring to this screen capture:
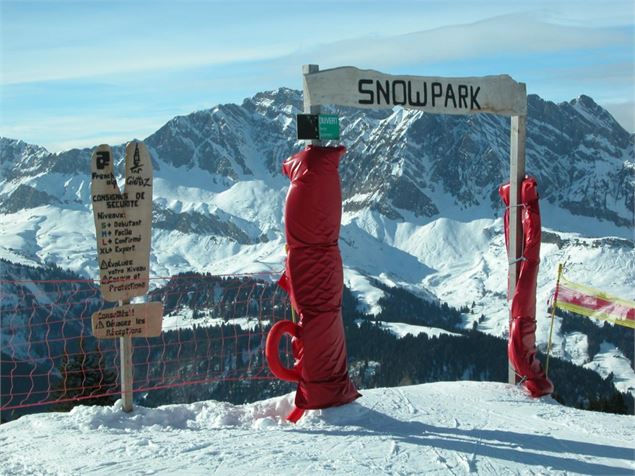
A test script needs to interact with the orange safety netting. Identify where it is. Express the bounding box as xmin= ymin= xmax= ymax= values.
xmin=1 ymin=274 xmax=292 ymax=416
